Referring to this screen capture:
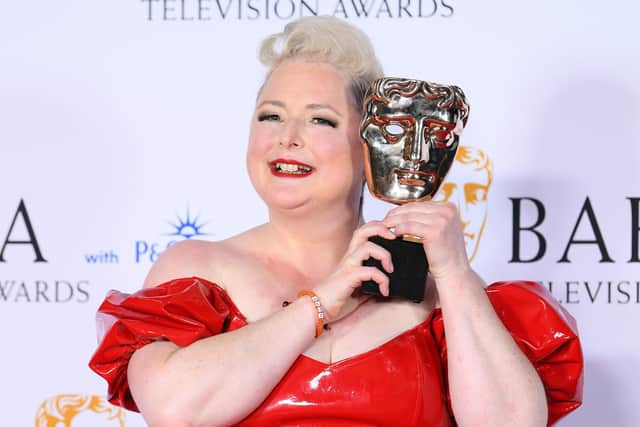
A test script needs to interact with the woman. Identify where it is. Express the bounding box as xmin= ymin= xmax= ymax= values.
xmin=90 ymin=17 xmax=582 ymax=427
